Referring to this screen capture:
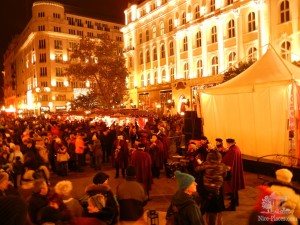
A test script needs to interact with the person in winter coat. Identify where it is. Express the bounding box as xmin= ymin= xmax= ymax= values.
xmin=116 ymin=165 xmax=148 ymax=221
xmin=166 ymin=171 xmax=204 ymax=225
